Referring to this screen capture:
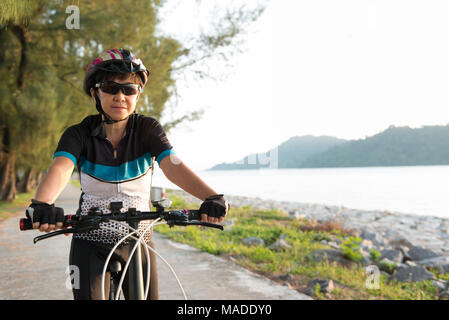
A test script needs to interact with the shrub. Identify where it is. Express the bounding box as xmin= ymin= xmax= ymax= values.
xmin=370 ymin=249 xmax=382 ymax=263
xmin=341 ymin=236 xmax=364 ymax=263
xmin=379 ymin=260 xmax=397 ymax=274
